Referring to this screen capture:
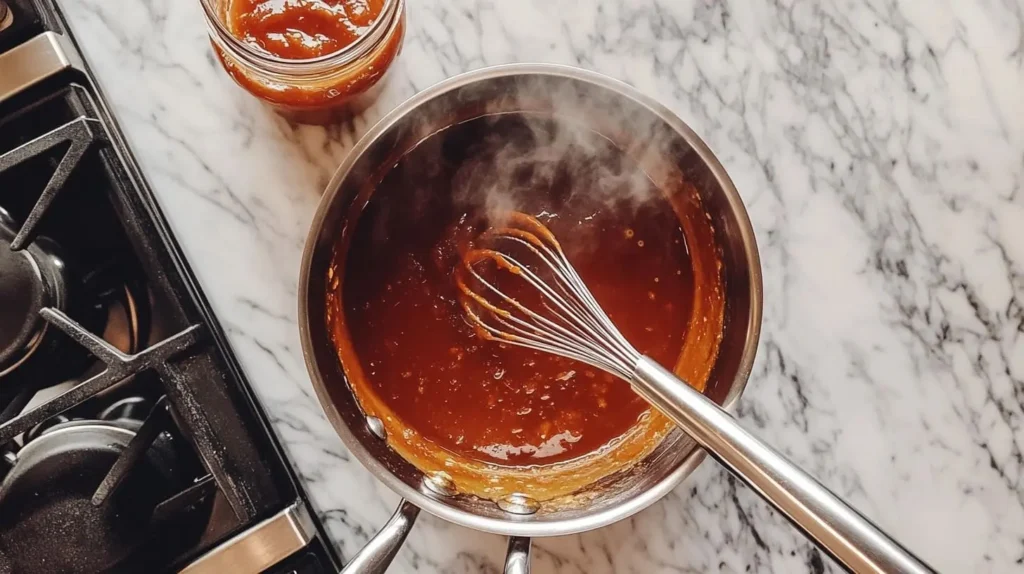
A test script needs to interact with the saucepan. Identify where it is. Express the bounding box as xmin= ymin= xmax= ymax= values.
xmin=298 ymin=64 xmax=762 ymax=573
